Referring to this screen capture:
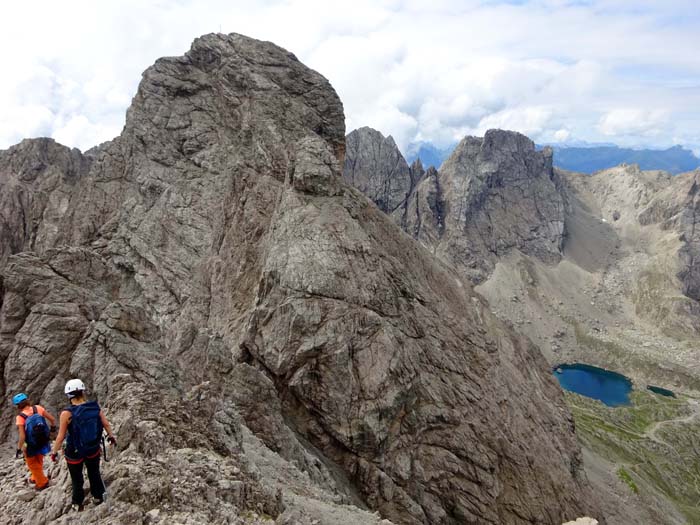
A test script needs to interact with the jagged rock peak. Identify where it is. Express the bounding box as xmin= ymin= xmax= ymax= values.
xmin=0 ymin=138 xmax=87 ymax=182
xmin=125 ymin=32 xmax=346 ymax=169
xmin=342 ymin=128 xmax=566 ymax=282
xmin=445 ymin=129 xmax=553 ymax=173
xmin=483 ymin=128 xmax=538 ymax=153
xmin=409 ymin=157 xmax=425 ymax=183
xmin=398 ymin=128 xmax=565 ymax=282
xmin=349 ymin=126 xmax=397 ymax=146
xmin=343 ymin=126 xmax=413 ymax=213
xmin=410 ymin=157 xmax=424 ymax=171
